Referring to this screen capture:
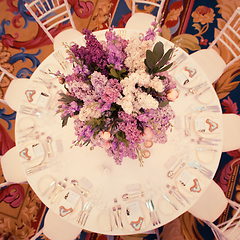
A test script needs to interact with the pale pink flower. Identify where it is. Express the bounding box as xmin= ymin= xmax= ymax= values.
xmin=142 ymin=127 xmax=153 ymax=140
xmin=167 ymin=89 xmax=179 ymax=102
xmin=102 ymin=140 xmax=111 ymax=149
xmin=101 ymin=131 xmax=111 ymax=141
